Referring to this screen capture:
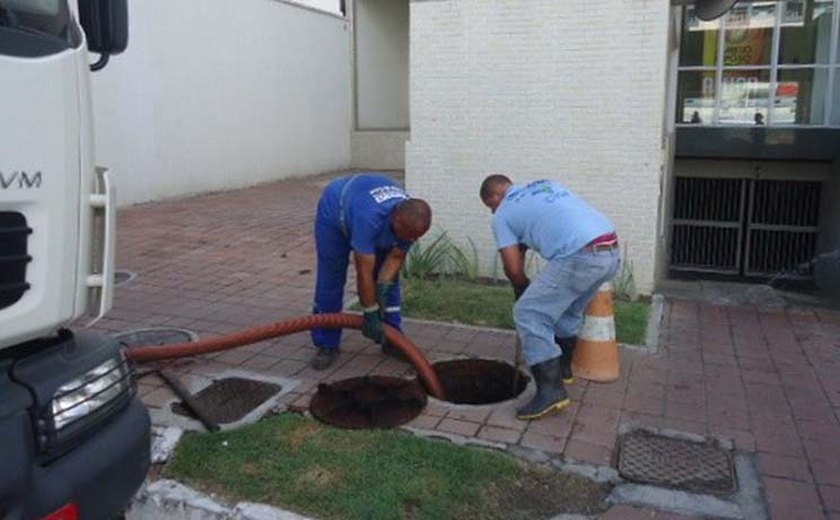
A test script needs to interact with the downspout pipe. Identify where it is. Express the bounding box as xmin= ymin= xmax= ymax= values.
xmin=124 ymin=312 xmax=446 ymax=400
